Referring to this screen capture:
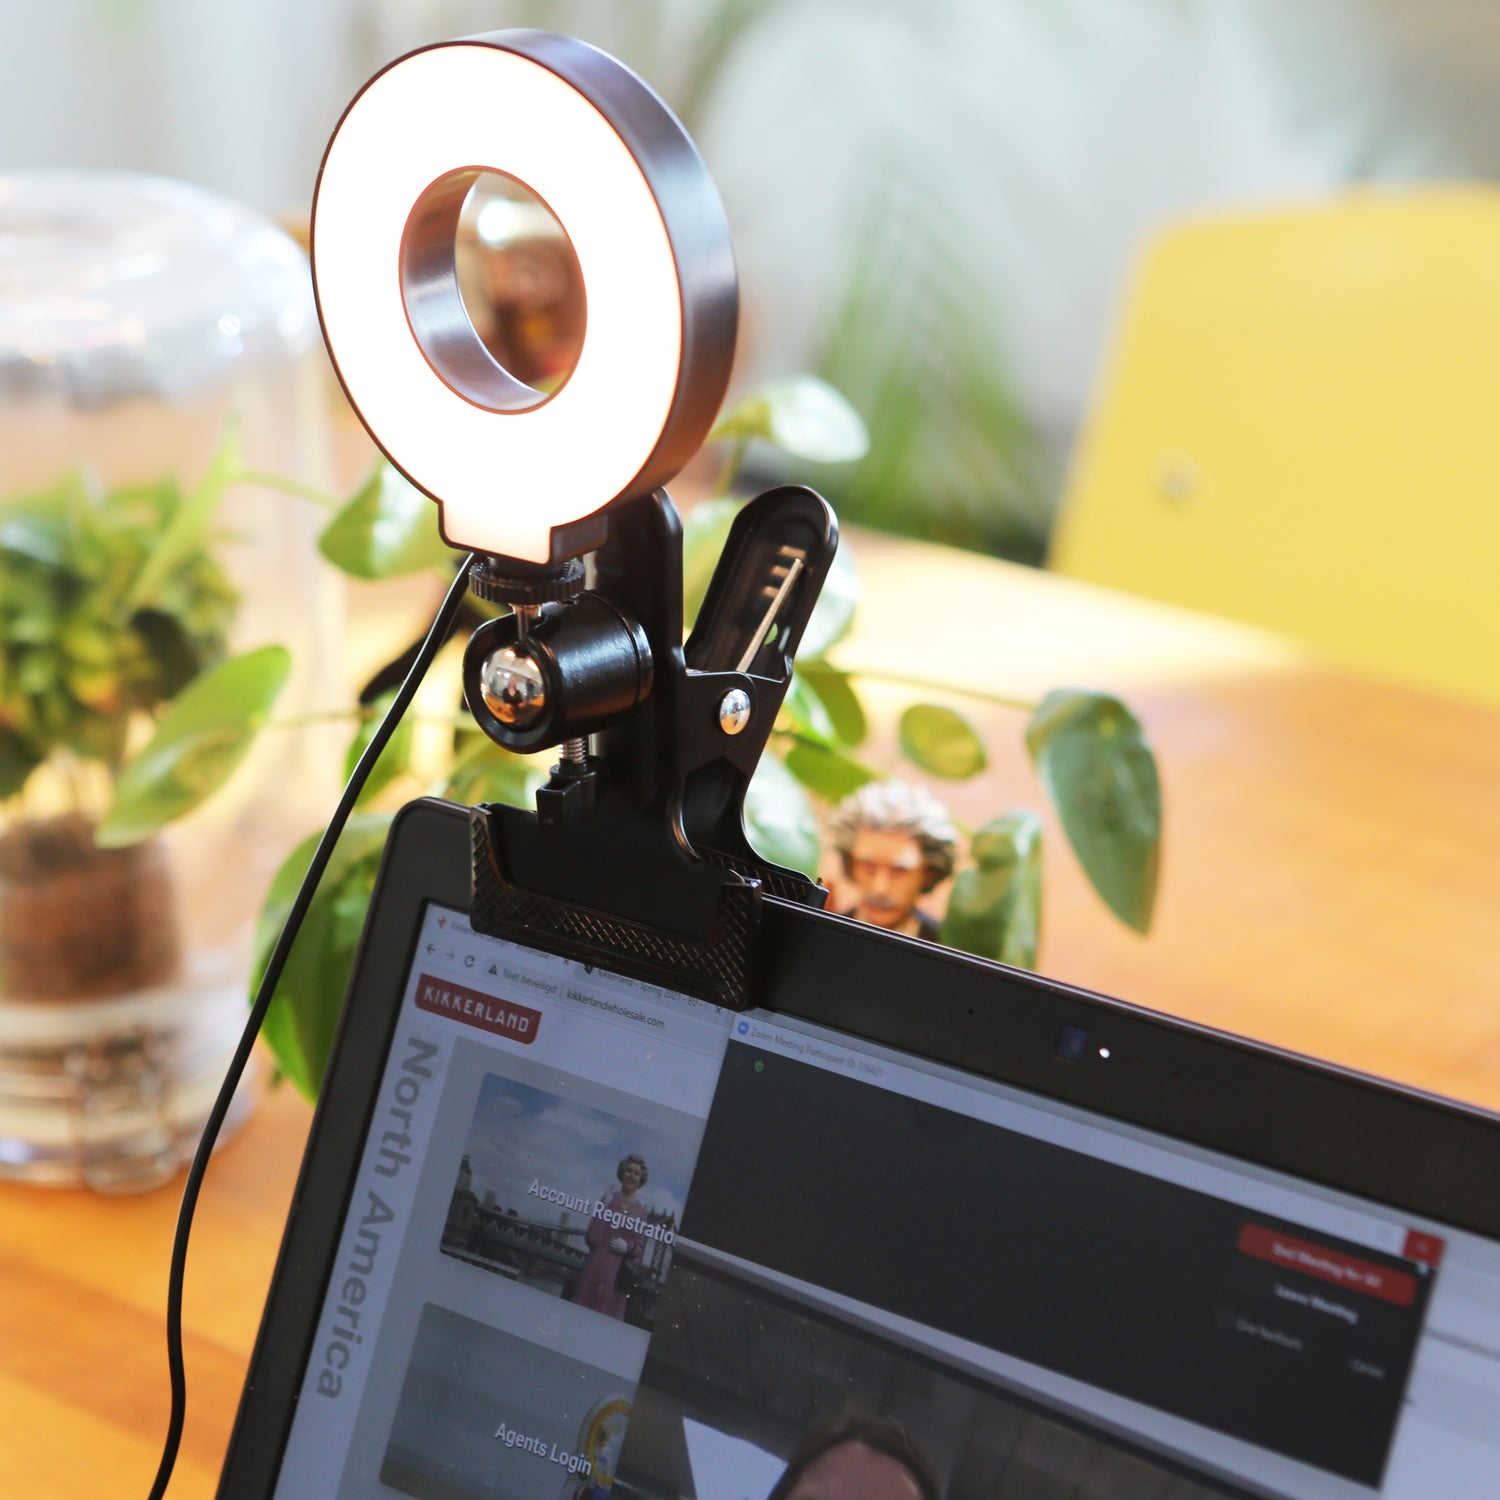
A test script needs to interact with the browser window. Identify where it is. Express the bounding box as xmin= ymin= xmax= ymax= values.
xmin=271 ymin=905 xmax=733 ymax=1499
xmin=266 ymin=906 xmax=1500 ymax=1500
